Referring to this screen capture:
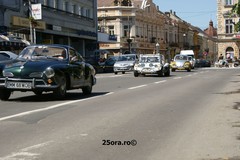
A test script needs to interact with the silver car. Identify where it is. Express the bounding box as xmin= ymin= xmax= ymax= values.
xmin=134 ymin=54 xmax=170 ymax=77
xmin=113 ymin=54 xmax=138 ymax=74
